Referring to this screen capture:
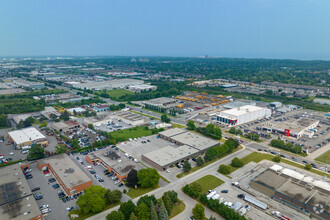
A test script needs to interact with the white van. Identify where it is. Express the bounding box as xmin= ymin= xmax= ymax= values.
xmin=22 ymin=146 xmax=31 ymax=150
xmin=21 ymin=150 xmax=29 ymax=154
